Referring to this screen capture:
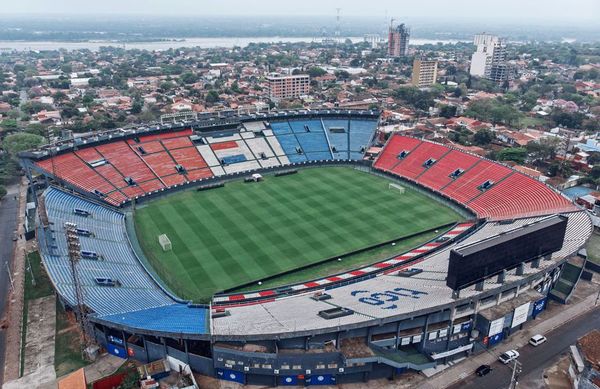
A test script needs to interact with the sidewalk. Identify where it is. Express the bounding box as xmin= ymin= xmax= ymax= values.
xmin=412 ymin=278 xmax=600 ymax=389
xmin=3 ymin=178 xmax=29 ymax=383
